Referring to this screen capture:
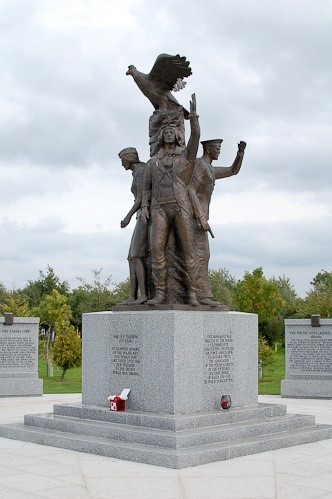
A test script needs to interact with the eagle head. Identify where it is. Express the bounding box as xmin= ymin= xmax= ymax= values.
xmin=126 ymin=65 xmax=136 ymax=76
